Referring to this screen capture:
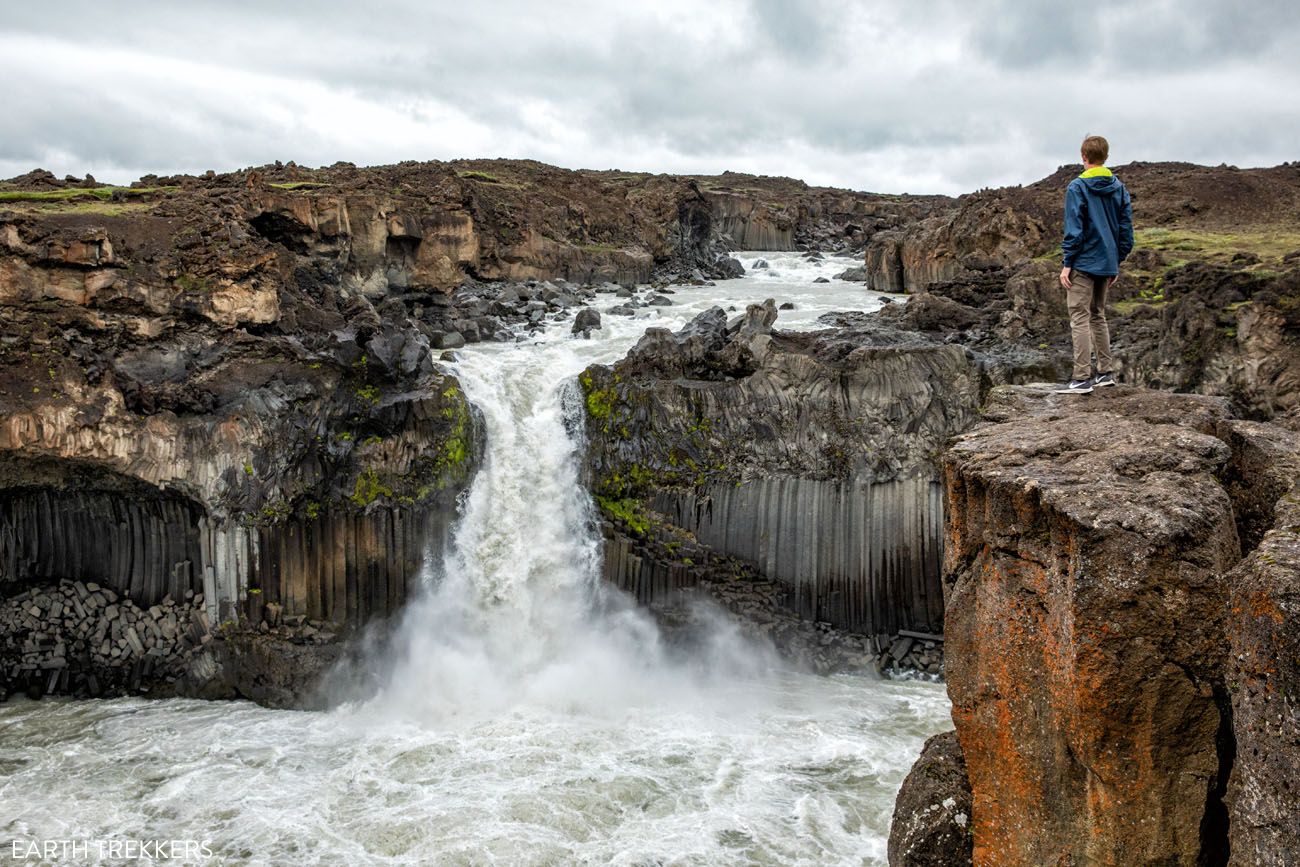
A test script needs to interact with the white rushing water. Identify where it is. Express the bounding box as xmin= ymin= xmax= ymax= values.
xmin=0 ymin=254 xmax=951 ymax=866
